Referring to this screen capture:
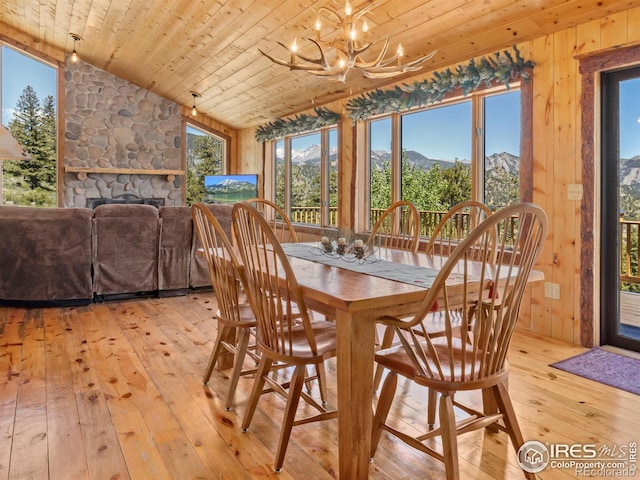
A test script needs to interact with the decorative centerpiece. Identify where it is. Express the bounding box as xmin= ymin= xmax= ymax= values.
xmin=314 ymin=232 xmax=380 ymax=264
